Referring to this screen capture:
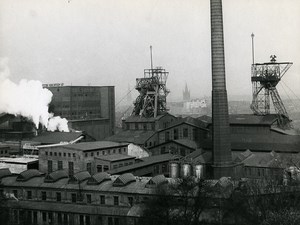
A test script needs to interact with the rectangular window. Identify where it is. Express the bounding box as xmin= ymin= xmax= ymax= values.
xmin=87 ymin=163 xmax=92 ymax=174
xmin=48 ymin=160 xmax=53 ymax=173
xmin=183 ymin=128 xmax=188 ymax=138
xmin=68 ymin=153 xmax=71 ymax=157
xmin=45 ymin=152 xmax=48 ymax=156
xmin=58 ymin=213 xmax=62 ymax=224
xmin=50 ymin=152 xmax=53 ymax=156
xmin=174 ymin=128 xmax=178 ymax=140
xmin=86 ymin=194 xmax=92 ymax=204
xmin=114 ymin=196 xmax=119 ymax=206
xmin=165 ymin=131 xmax=170 ymax=141
xmin=56 ymin=192 xmax=61 ymax=202
xmin=58 ymin=161 xmax=63 ymax=170
xmin=80 ymin=215 xmax=84 ymax=225
xmin=42 ymin=212 xmax=47 ymax=222
xmin=13 ymin=190 xmax=18 ymax=198
xmin=54 ymin=152 xmax=57 ymax=156
xmin=100 ymin=195 xmax=105 ymax=204
xmin=128 ymin=197 xmax=134 ymax=206
xmin=86 ymin=215 xmax=91 ymax=225
xmin=68 ymin=161 xmax=74 ymax=176
xmin=41 ymin=191 xmax=46 ymax=201
xmin=97 ymin=165 xmax=102 ymax=173
xmin=71 ymin=193 xmax=77 ymax=203
xmin=48 ymin=212 xmax=53 ymax=224
xmin=63 ymin=214 xmax=68 ymax=225
xmin=103 ymin=165 xmax=109 ymax=172
xmin=27 ymin=191 xmax=32 ymax=200
xmin=161 ymin=147 xmax=167 ymax=154
xmin=108 ymin=217 xmax=113 ymax=225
